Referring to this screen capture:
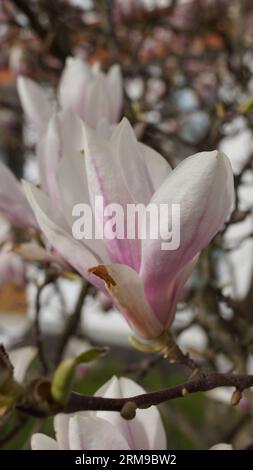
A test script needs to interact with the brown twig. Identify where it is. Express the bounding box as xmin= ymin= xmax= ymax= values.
xmin=34 ymin=275 xmax=55 ymax=375
xmin=34 ymin=283 xmax=48 ymax=375
xmin=11 ymin=0 xmax=71 ymax=61
xmin=63 ymin=371 xmax=253 ymax=414
xmin=55 ymin=281 xmax=89 ymax=364
xmin=0 ymin=416 xmax=28 ymax=447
